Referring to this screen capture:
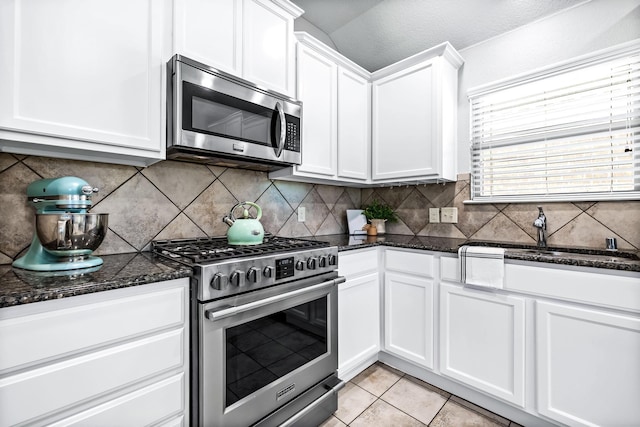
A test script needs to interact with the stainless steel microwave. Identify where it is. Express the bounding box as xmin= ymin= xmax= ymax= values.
xmin=167 ymin=55 xmax=302 ymax=171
